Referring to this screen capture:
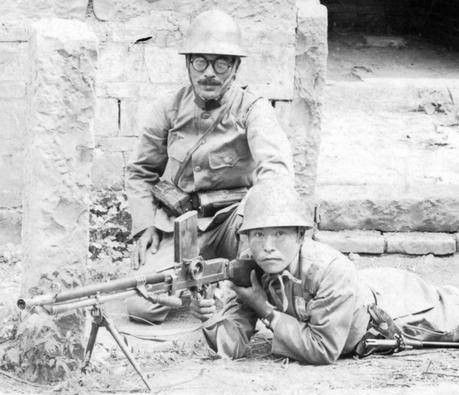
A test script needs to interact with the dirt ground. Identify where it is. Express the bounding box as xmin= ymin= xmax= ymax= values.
xmin=1 ymin=251 xmax=459 ymax=394
xmin=1 ymin=35 xmax=459 ymax=394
